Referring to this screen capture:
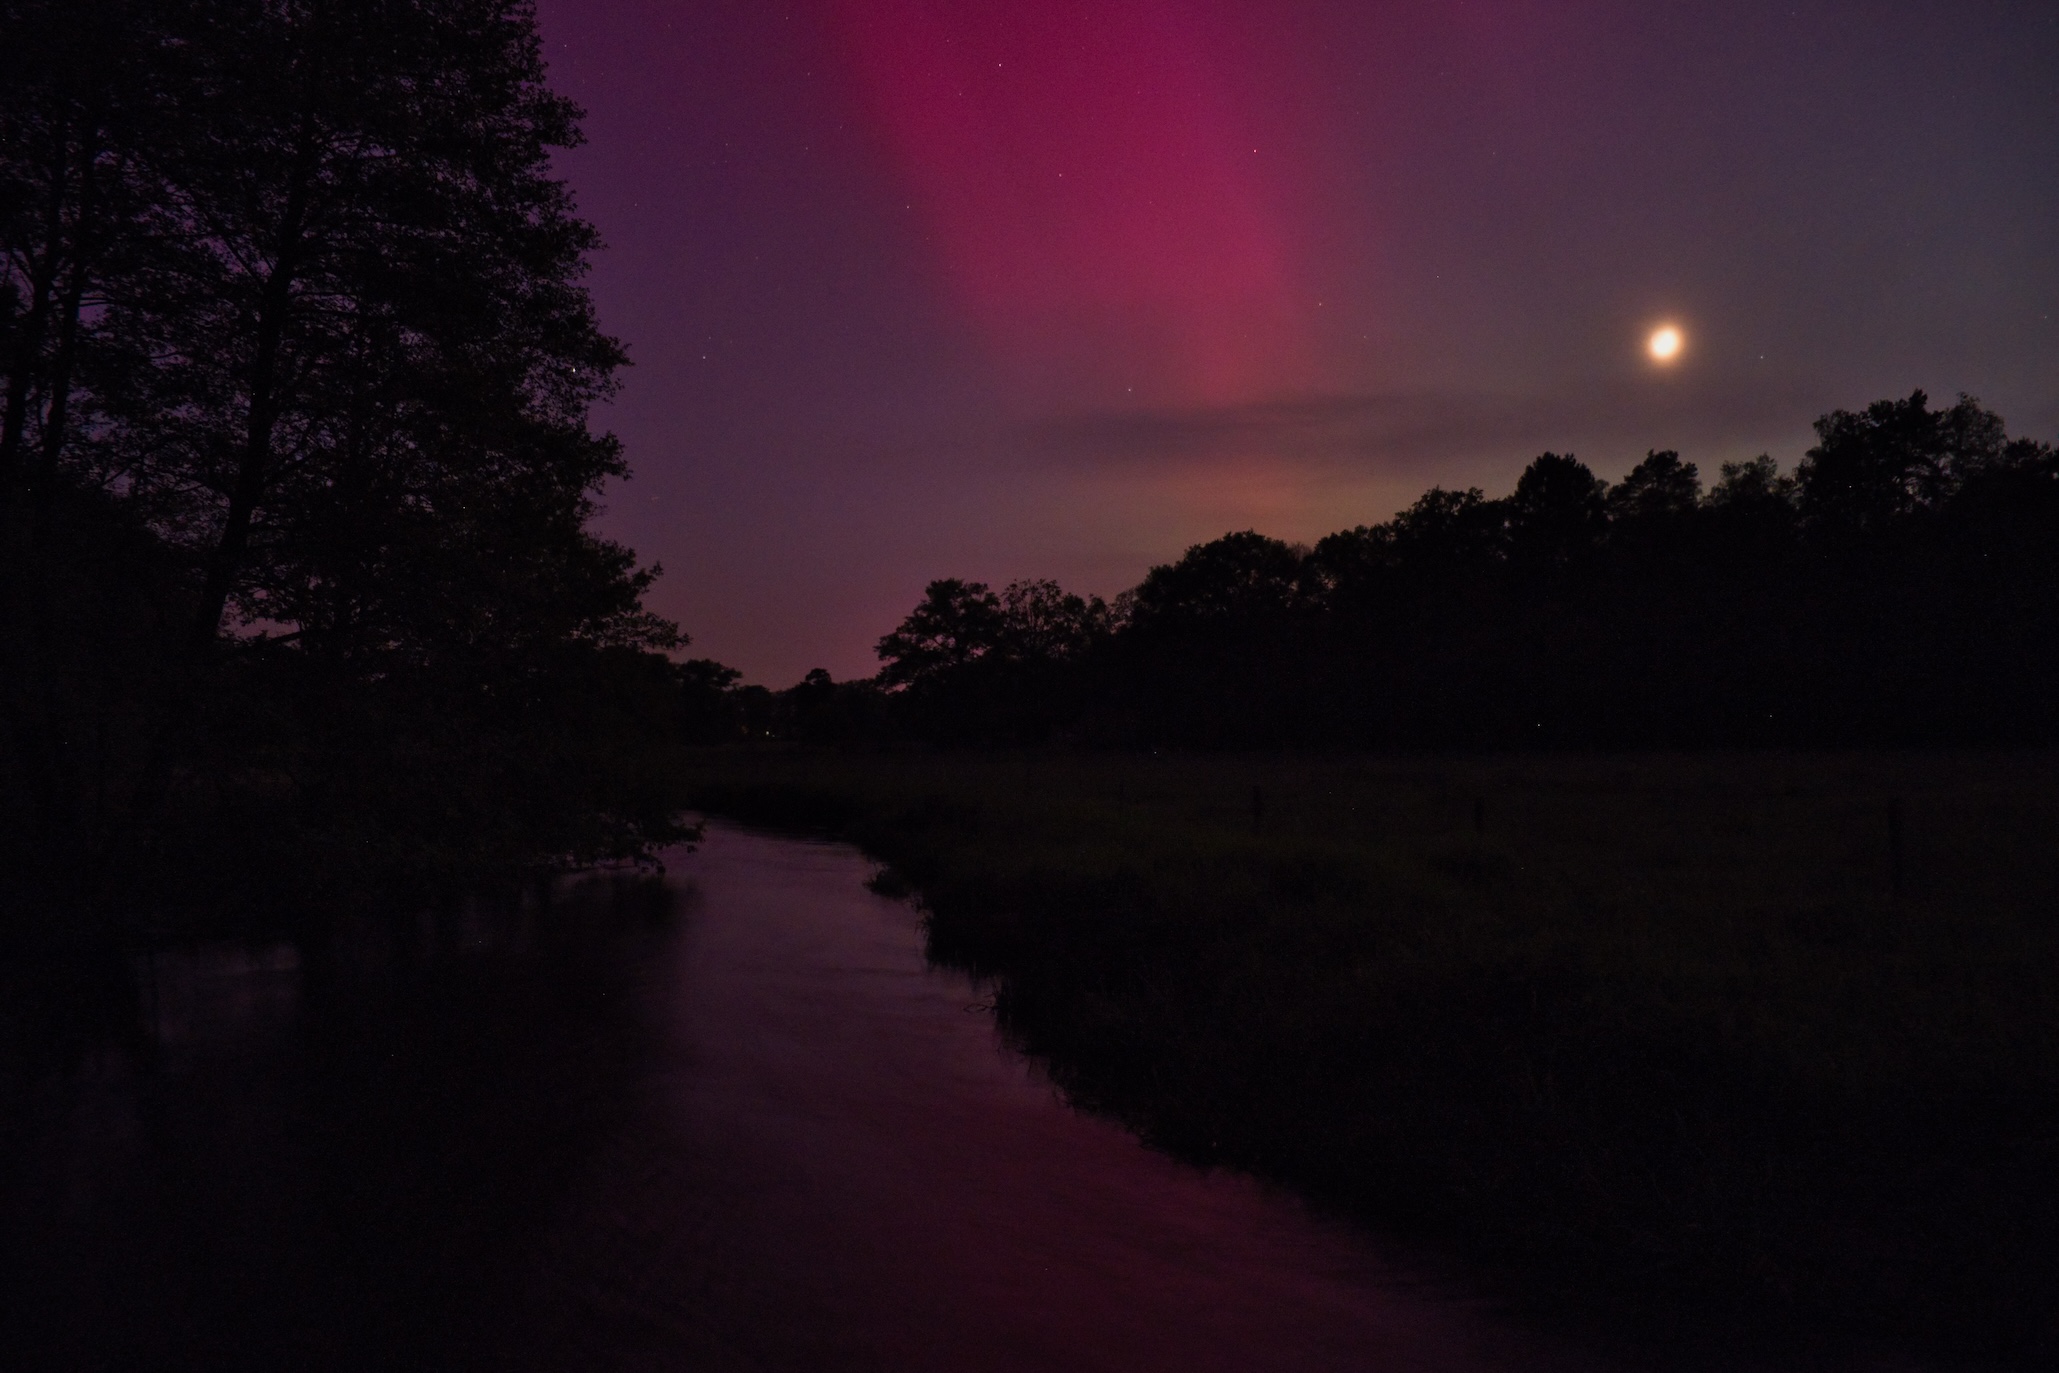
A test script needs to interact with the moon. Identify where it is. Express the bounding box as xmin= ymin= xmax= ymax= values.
xmin=1648 ymin=325 xmax=1684 ymax=362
